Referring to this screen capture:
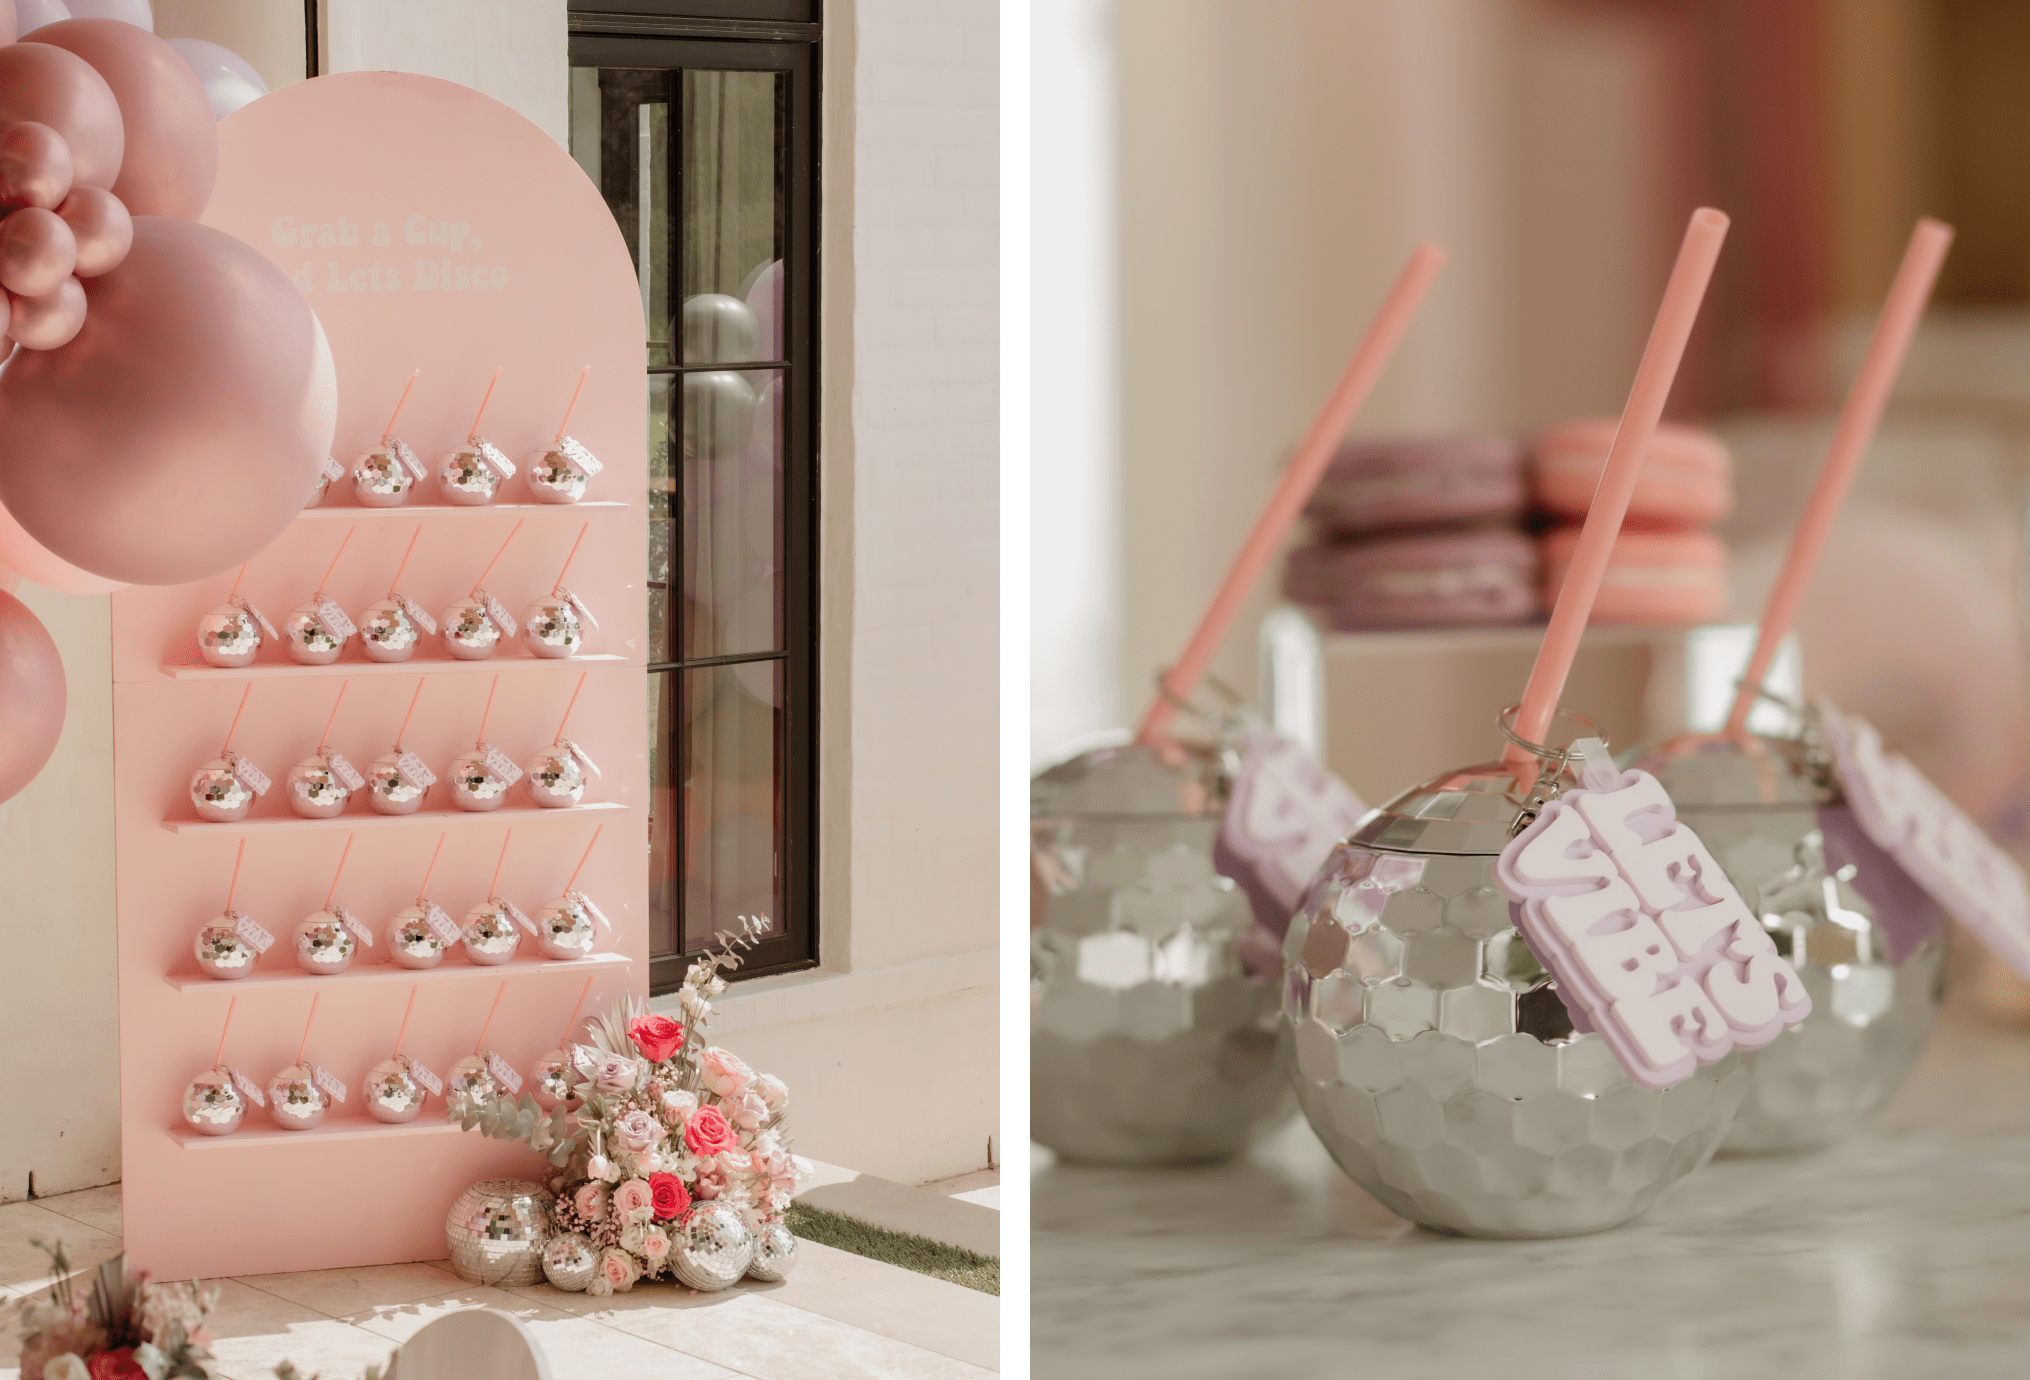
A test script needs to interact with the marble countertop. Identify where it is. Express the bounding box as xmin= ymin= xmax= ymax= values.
xmin=1032 ymin=1006 xmax=2030 ymax=1379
